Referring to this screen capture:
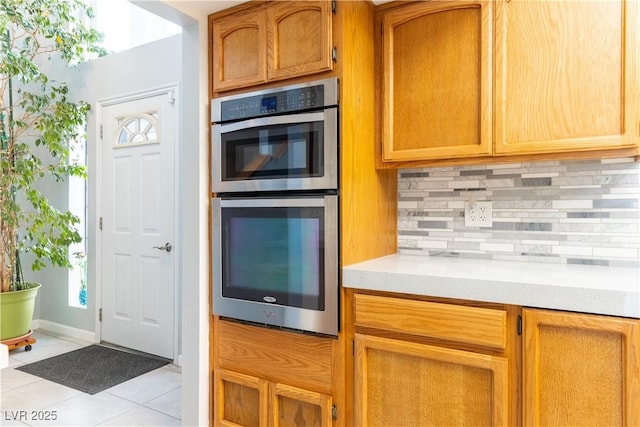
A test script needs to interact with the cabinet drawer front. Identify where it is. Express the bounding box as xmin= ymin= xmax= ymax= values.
xmin=354 ymin=294 xmax=507 ymax=349
xmin=216 ymin=320 xmax=334 ymax=394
